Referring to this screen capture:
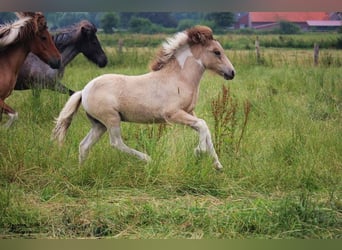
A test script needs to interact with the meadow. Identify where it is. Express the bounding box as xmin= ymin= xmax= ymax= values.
xmin=0 ymin=33 xmax=341 ymax=238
